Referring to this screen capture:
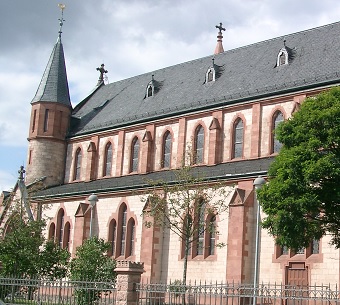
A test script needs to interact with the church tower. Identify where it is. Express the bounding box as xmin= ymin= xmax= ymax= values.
xmin=26 ymin=6 xmax=72 ymax=187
